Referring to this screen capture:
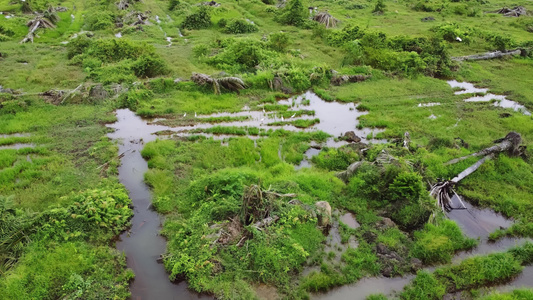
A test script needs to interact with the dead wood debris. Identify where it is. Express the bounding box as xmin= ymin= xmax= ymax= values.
xmin=431 ymin=132 xmax=523 ymax=212
xmin=312 ymin=11 xmax=339 ymax=28
xmin=493 ymin=6 xmax=527 ymax=17
xmin=191 ymin=73 xmax=246 ymax=94
xmin=330 ymin=74 xmax=371 ymax=86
